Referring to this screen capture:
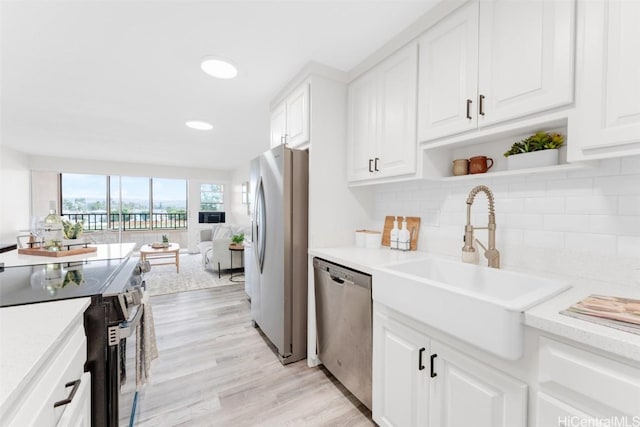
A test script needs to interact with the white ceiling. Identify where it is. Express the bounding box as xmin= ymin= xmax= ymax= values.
xmin=1 ymin=1 xmax=439 ymax=171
